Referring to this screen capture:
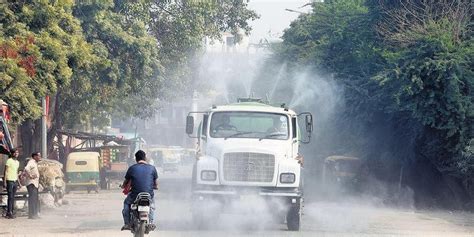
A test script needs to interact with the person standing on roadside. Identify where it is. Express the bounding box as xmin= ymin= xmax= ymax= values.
xmin=24 ymin=152 xmax=41 ymax=219
xmin=3 ymin=148 xmax=19 ymax=219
